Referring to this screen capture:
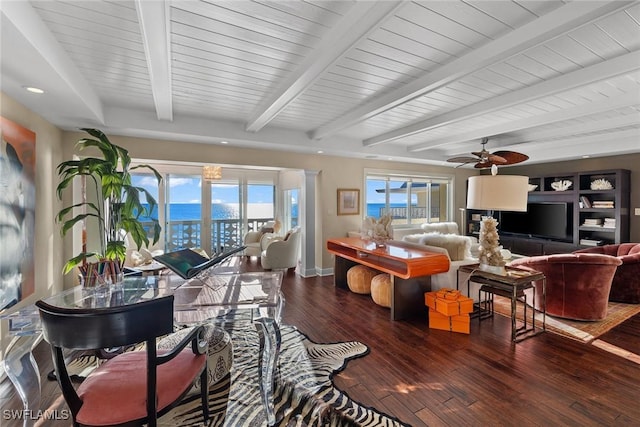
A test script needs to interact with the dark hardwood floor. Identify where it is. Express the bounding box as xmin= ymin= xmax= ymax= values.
xmin=3 ymin=257 xmax=640 ymax=426
xmin=597 ymin=310 xmax=640 ymax=356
